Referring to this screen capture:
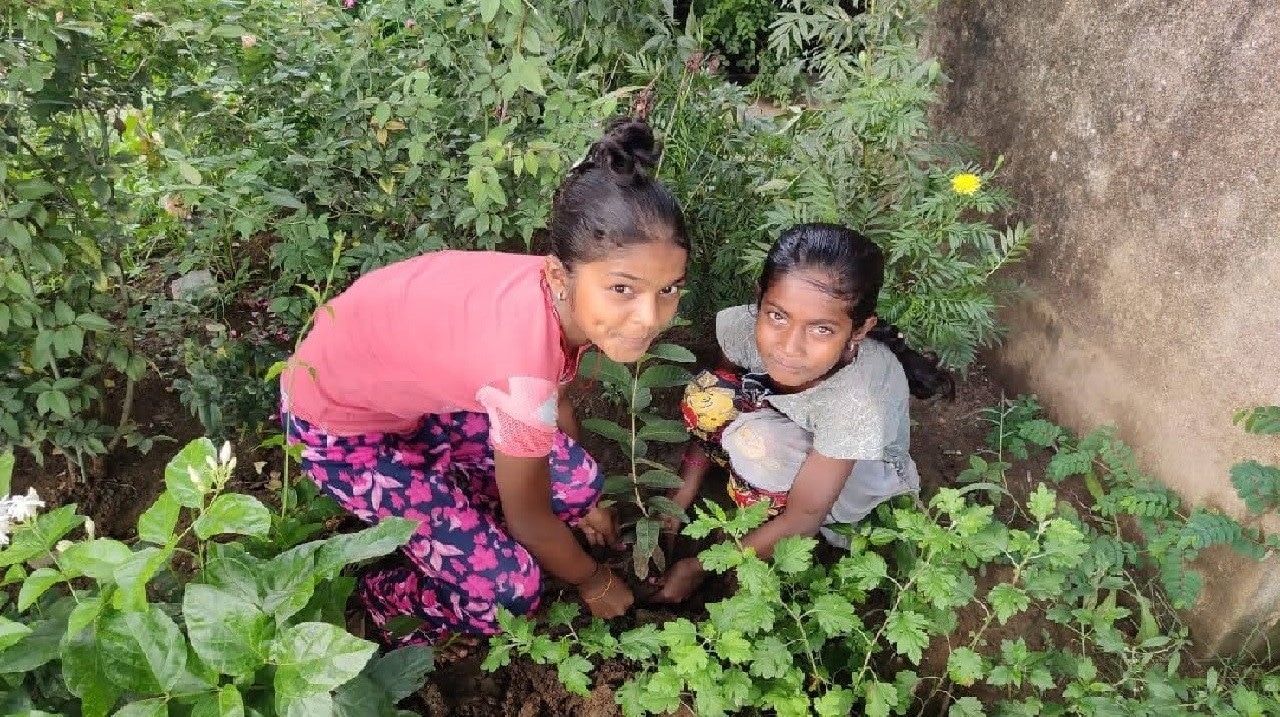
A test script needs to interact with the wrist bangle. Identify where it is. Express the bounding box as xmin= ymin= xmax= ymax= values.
xmin=584 ymin=572 xmax=614 ymax=602
xmin=681 ymin=452 xmax=710 ymax=470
